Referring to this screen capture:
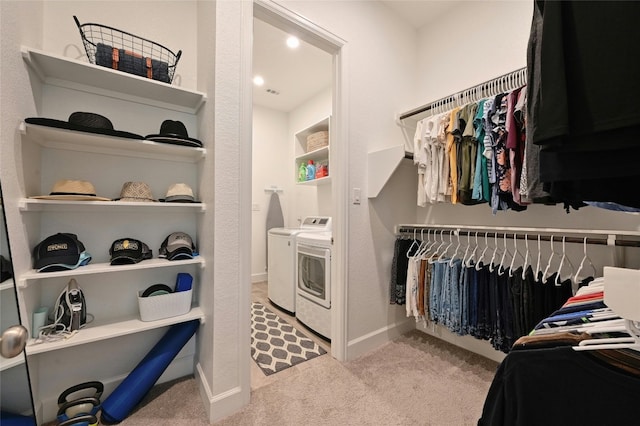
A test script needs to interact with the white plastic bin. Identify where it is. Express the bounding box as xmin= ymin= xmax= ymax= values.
xmin=137 ymin=289 xmax=192 ymax=322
